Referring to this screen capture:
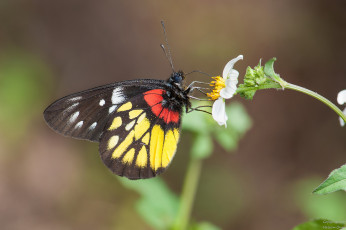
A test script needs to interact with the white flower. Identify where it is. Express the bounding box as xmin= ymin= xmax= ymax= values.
xmin=337 ymin=89 xmax=346 ymax=126
xmin=208 ymin=55 xmax=243 ymax=127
